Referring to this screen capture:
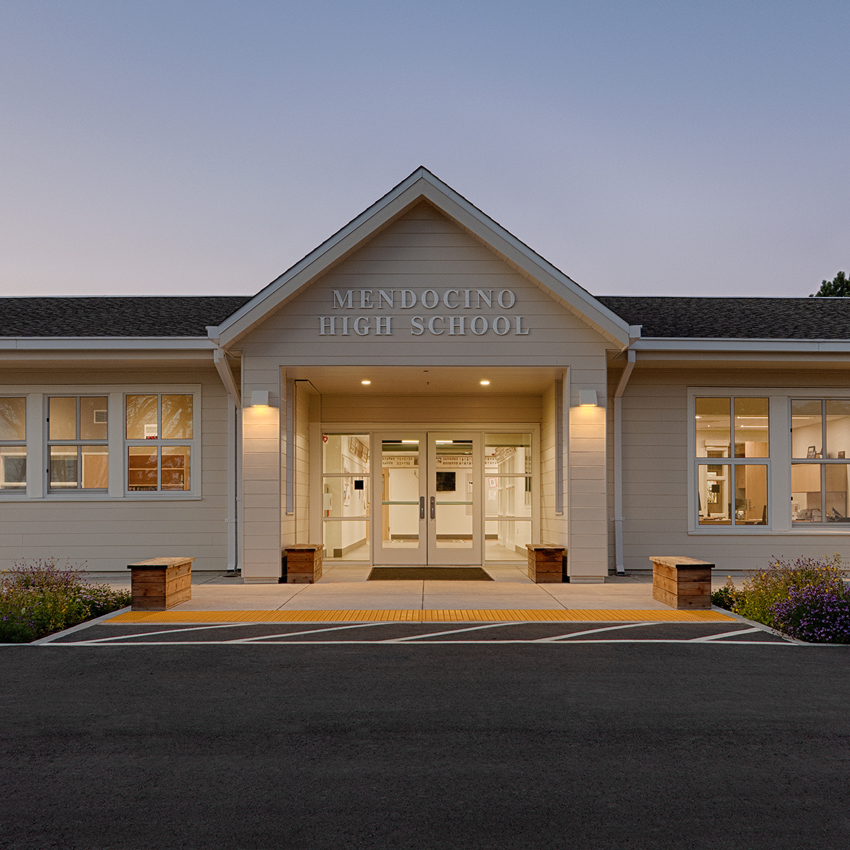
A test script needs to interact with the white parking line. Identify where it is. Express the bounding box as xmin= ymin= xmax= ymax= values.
xmin=534 ymin=622 xmax=661 ymax=642
xmin=690 ymin=627 xmax=764 ymax=642
xmin=382 ymin=623 xmax=517 ymax=642
xmin=73 ymin=622 xmax=252 ymax=643
xmin=226 ymin=622 xmax=391 ymax=643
